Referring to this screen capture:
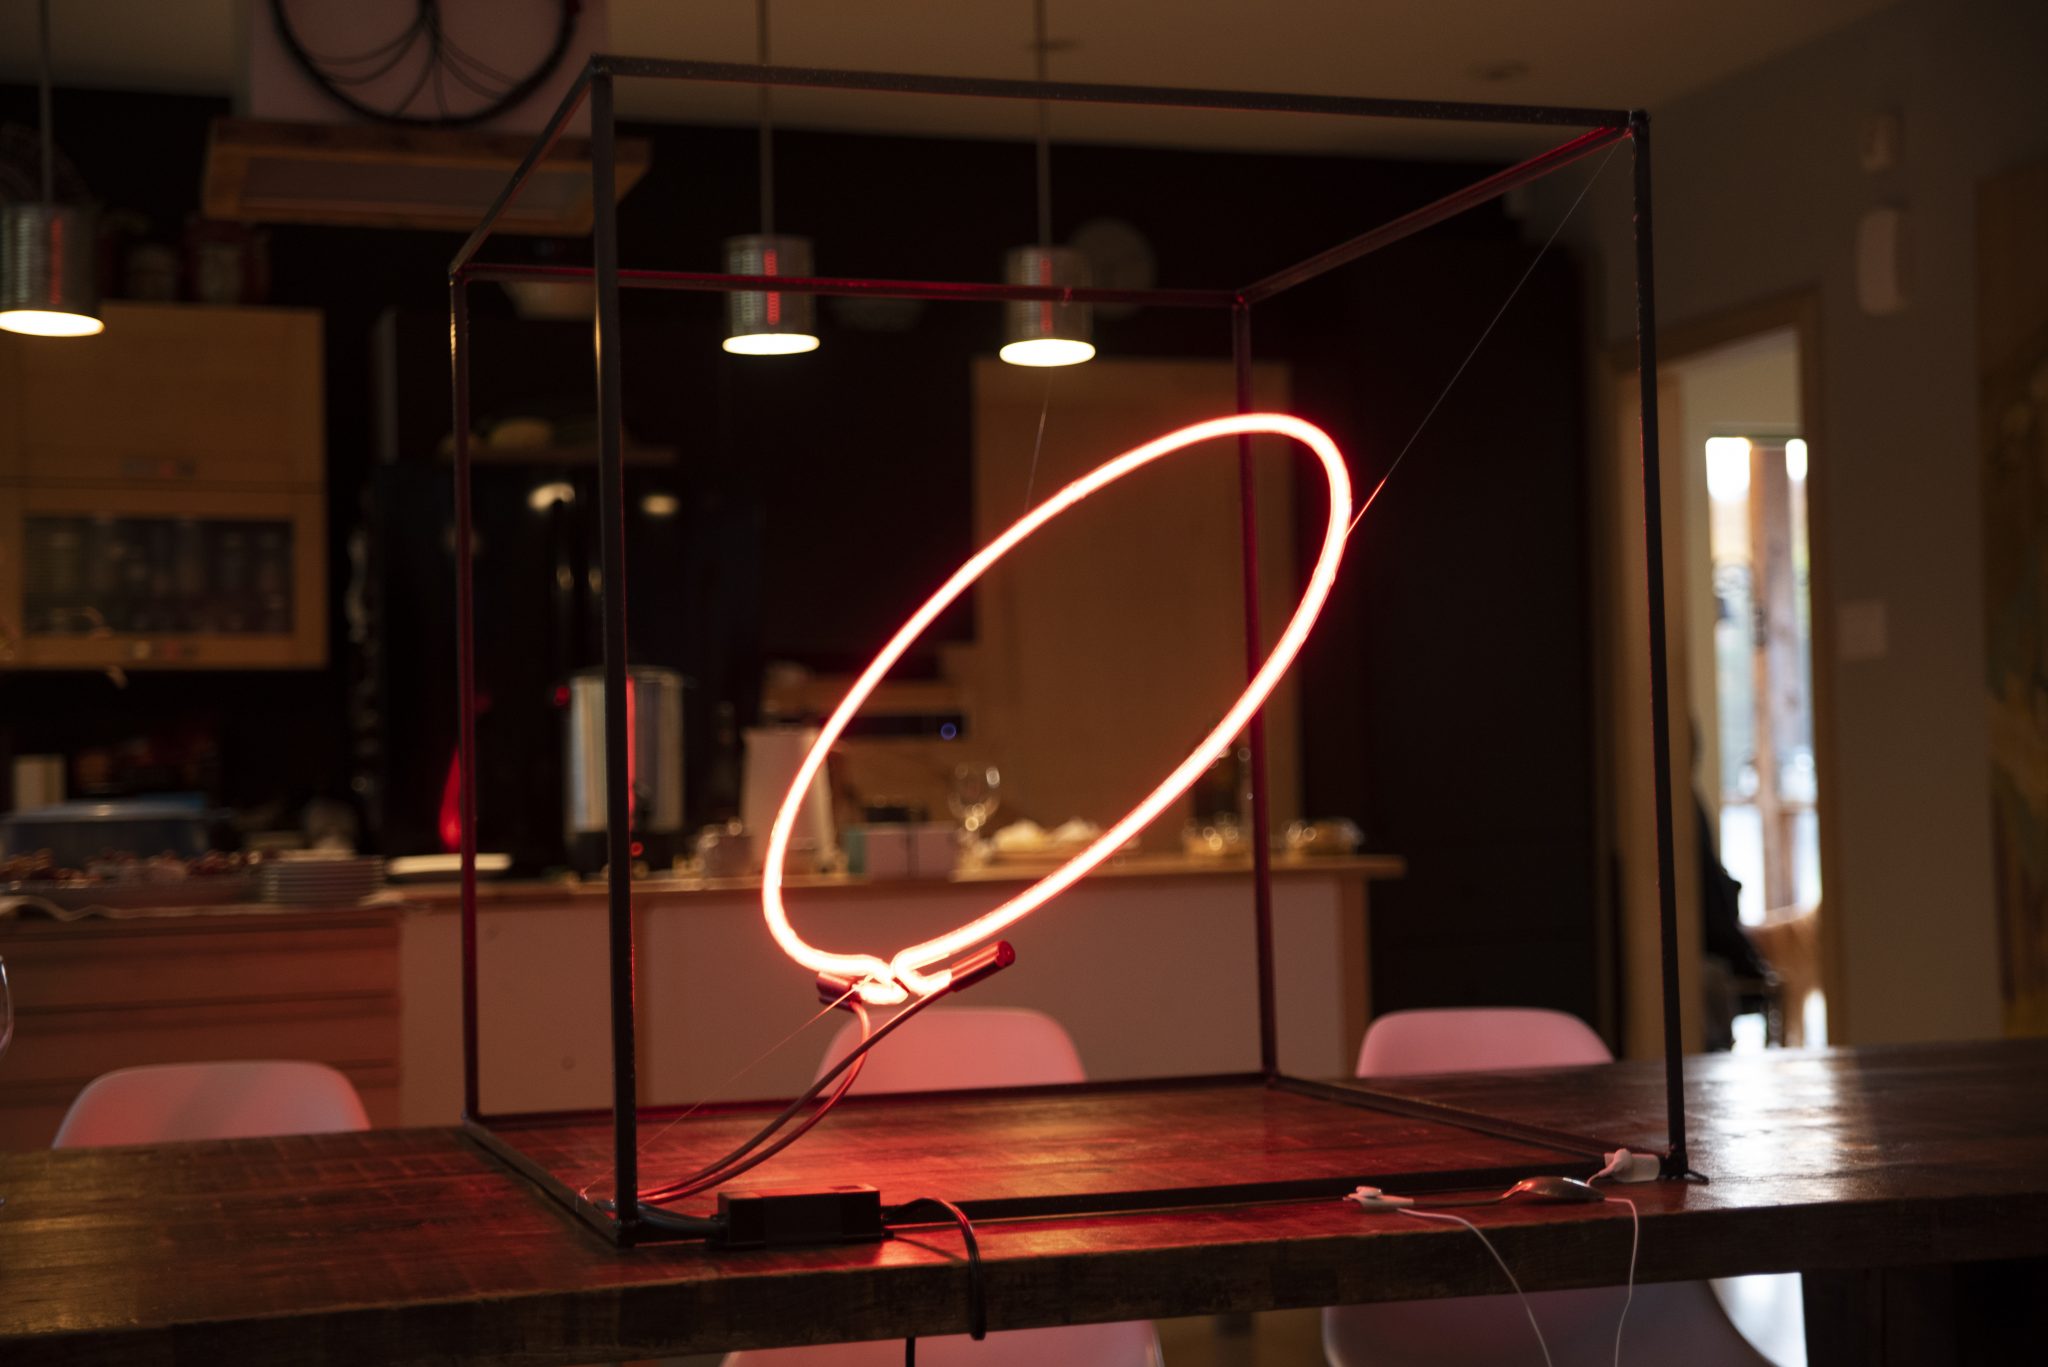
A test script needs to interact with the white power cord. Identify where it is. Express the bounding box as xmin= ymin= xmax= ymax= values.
xmin=1395 ymin=1207 xmax=1554 ymax=1367
xmin=1346 ymin=1178 xmax=1643 ymax=1367
xmin=1605 ymin=1195 xmax=1640 ymax=1367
